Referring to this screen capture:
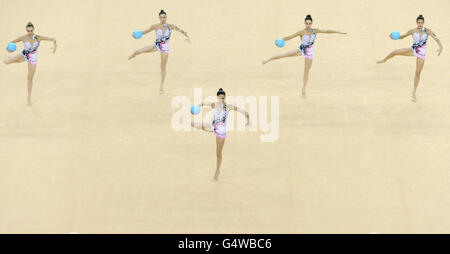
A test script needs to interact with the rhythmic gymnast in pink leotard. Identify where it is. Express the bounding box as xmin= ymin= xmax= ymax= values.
xmin=4 ymin=22 xmax=57 ymax=105
xmin=190 ymin=88 xmax=250 ymax=181
xmin=128 ymin=10 xmax=190 ymax=94
xmin=376 ymin=14 xmax=443 ymax=101
xmin=262 ymin=15 xmax=347 ymax=98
